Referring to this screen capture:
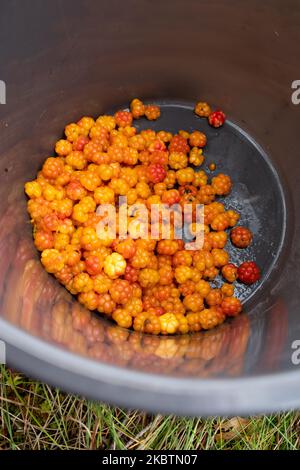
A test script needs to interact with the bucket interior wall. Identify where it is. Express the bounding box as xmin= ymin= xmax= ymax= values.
xmin=1 ymin=0 xmax=300 ymax=414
